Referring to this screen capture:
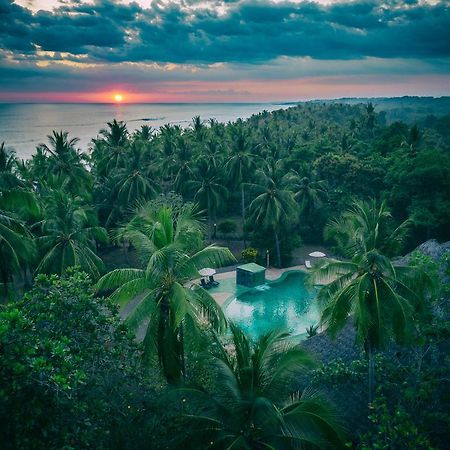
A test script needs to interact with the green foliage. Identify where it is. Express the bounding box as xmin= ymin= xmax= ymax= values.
xmin=359 ymin=397 xmax=435 ymax=450
xmin=1 ymin=102 xmax=450 ymax=448
xmin=0 ymin=269 xmax=161 ymax=449
xmin=311 ymin=357 xmax=374 ymax=387
xmin=306 ymin=323 xmax=319 ymax=338
xmin=97 ymin=202 xmax=236 ymax=382
xmin=34 ymin=190 xmax=108 ymax=279
xmin=217 ymin=218 xmax=237 ymax=236
xmin=172 ymin=325 xmax=346 ymax=449
xmin=241 ymin=246 xmax=258 ymax=262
